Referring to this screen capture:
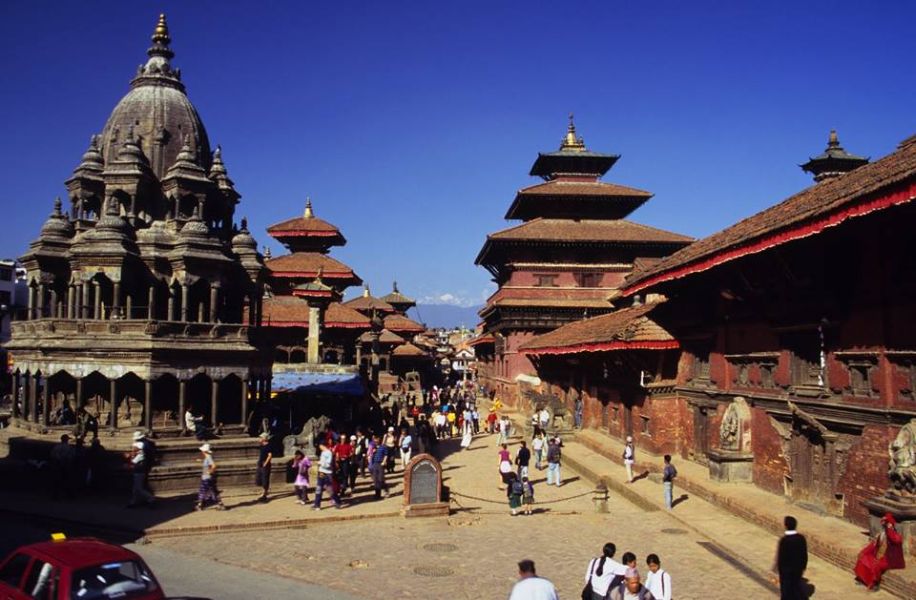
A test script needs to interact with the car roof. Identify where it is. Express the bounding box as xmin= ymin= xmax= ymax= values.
xmin=16 ymin=539 xmax=141 ymax=569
